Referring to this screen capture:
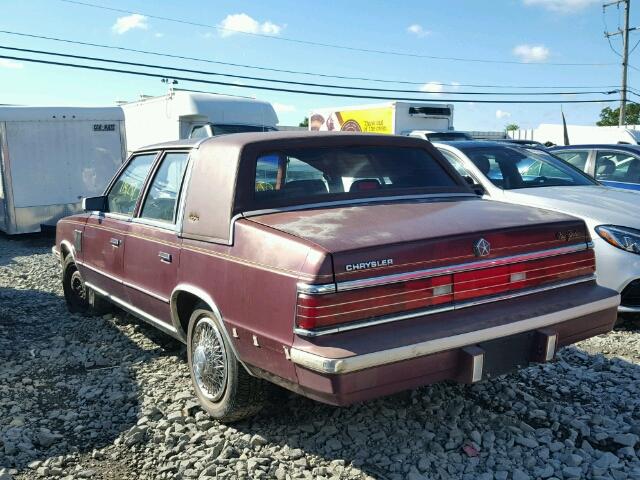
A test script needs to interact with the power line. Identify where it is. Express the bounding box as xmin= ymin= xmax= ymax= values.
xmin=0 ymin=45 xmax=620 ymax=97
xmin=0 ymin=30 xmax=624 ymax=90
xmin=59 ymin=0 xmax=617 ymax=67
xmin=0 ymin=52 xmax=620 ymax=104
